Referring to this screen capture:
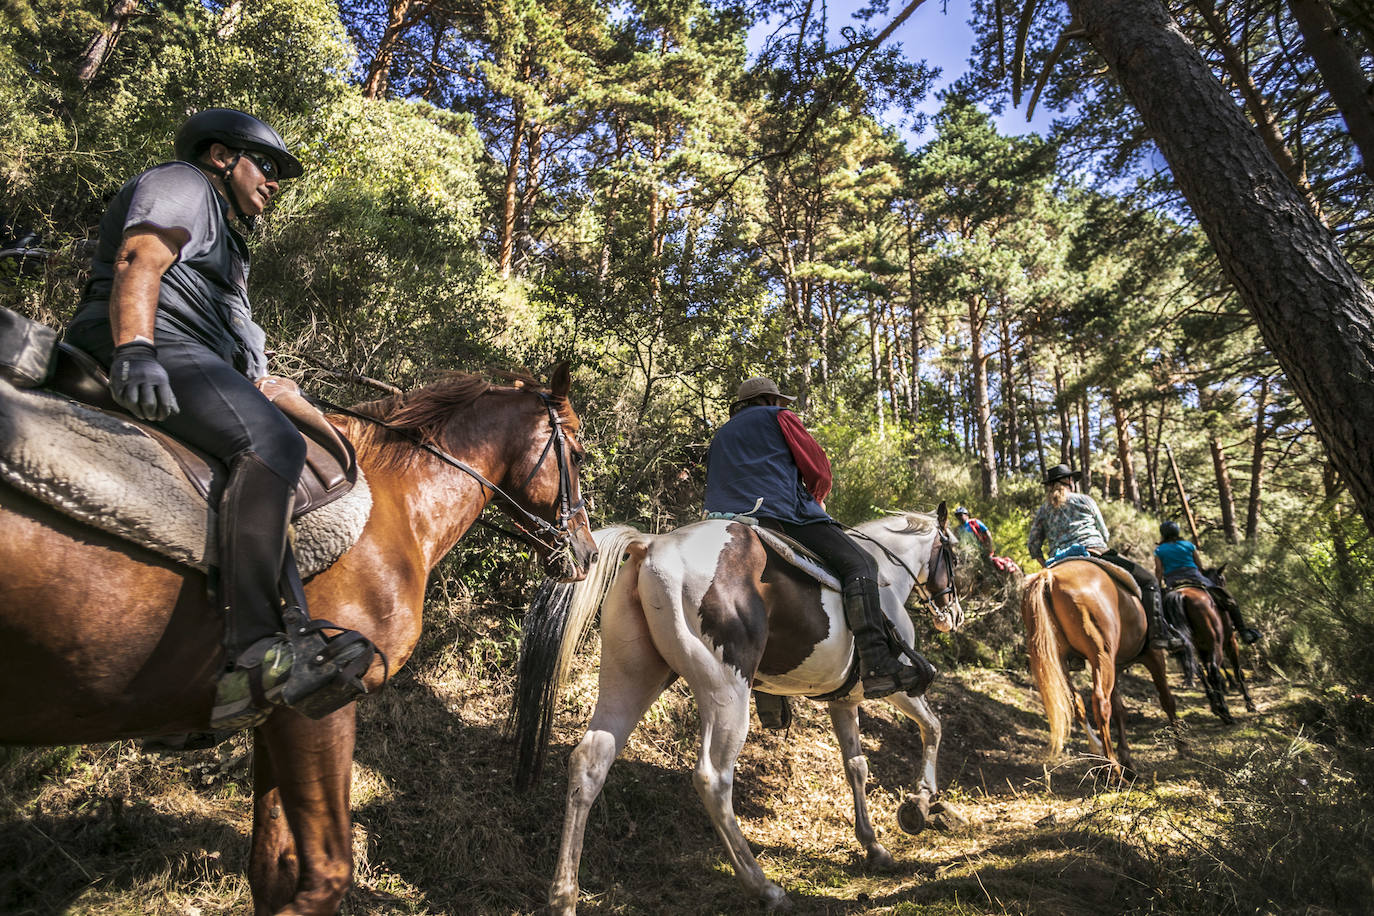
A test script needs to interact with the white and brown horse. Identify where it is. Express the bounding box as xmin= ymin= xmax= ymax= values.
xmin=512 ymin=505 xmax=963 ymax=913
